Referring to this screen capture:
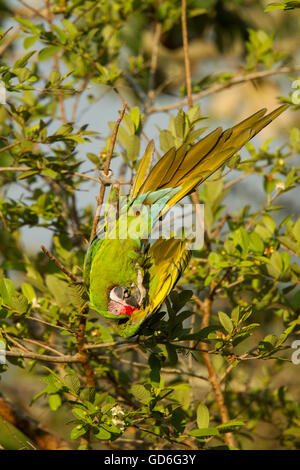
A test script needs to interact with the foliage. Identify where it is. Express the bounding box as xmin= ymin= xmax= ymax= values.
xmin=0 ymin=0 xmax=299 ymax=451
